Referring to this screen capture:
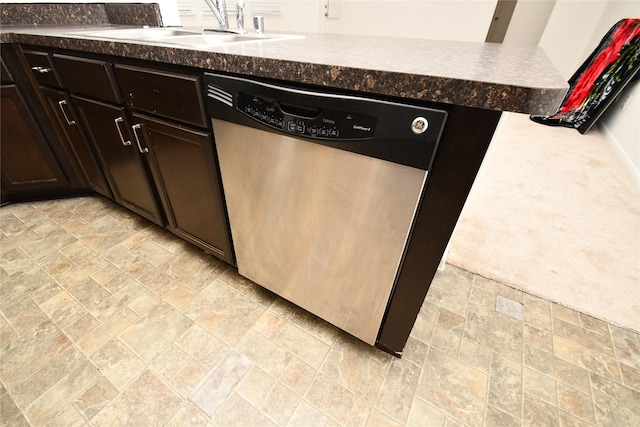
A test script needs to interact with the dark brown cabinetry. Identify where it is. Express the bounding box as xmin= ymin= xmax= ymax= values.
xmin=40 ymin=87 xmax=113 ymax=199
xmin=1 ymin=84 xmax=68 ymax=191
xmin=130 ymin=113 xmax=233 ymax=264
